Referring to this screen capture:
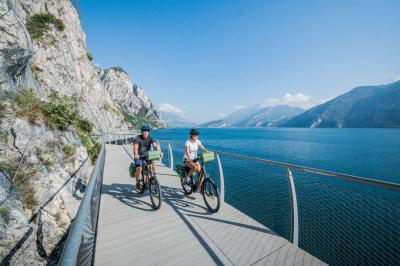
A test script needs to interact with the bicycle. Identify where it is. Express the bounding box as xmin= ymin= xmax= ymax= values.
xmin=177 ymin=152 xmax=220 ymax=213
xmin=130 ymin=151 xmax=163 ymax=210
